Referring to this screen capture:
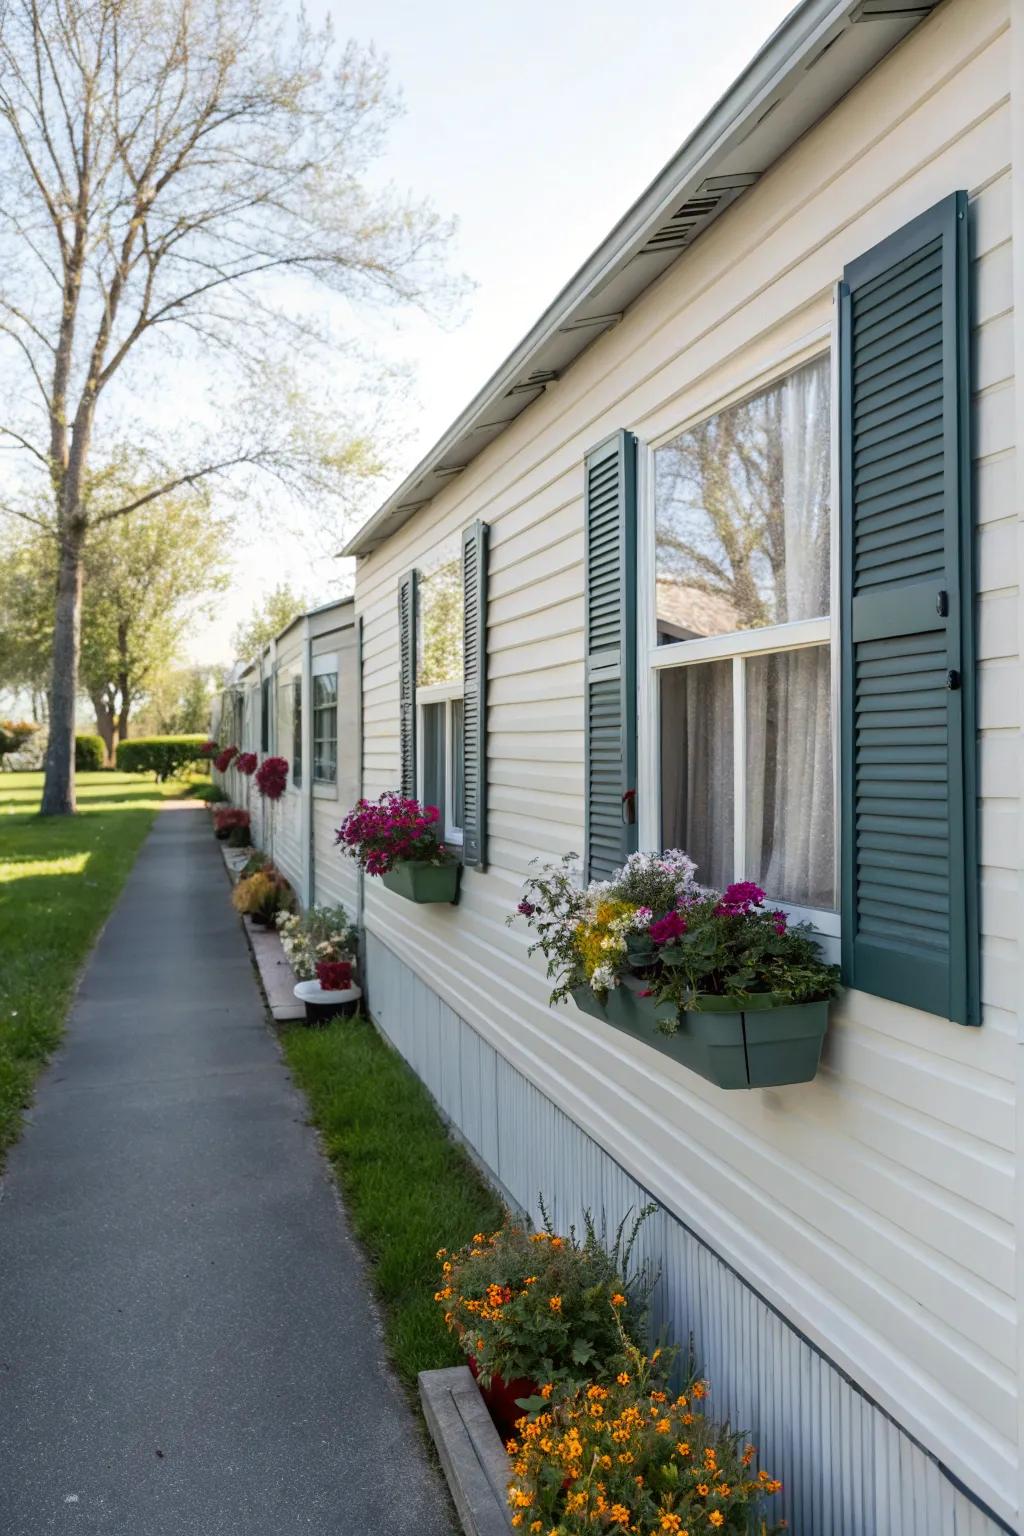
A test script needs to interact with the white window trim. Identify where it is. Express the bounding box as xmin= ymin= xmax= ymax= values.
xmin=310 ymin=655 xmax=339 ymax=795
xmin=416 ymin=689 xmax=465 ymax=847
xmin=637 ymin=335 xmax=841 ymax=944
